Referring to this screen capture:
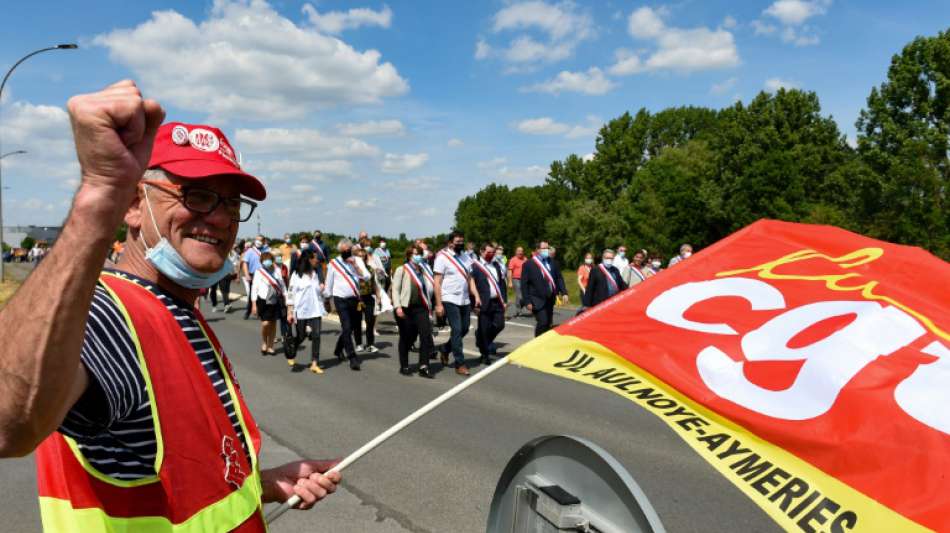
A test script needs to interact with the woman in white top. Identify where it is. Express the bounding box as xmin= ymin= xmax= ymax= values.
xmin=251 ymin=251 xmax=286 ymax=355
xmin=287 ymin=249 xmax=327 ymax=374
